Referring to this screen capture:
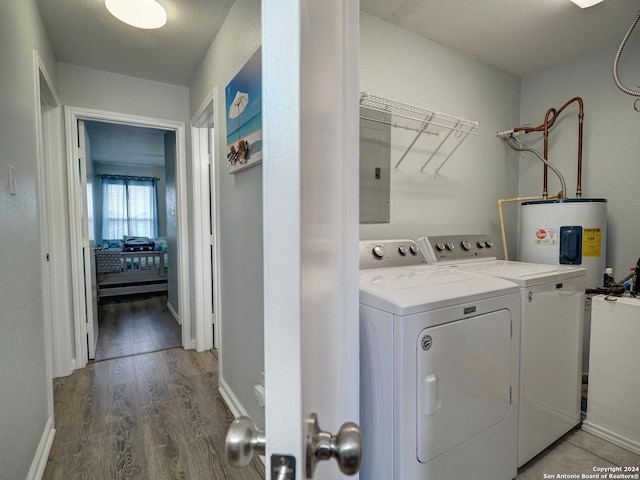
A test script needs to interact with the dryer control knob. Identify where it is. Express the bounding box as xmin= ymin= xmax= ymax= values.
xmin=436 ymin=243 xmax=446 ymax=252
xmin=445 ymin=242 xmax=455 ymax=251
xmin=372 ymin=245 xmax=387 ymax=258
xmin=477 ymin=240 xmax=486 ymax=248
xmin=398 ymin=245 xmax=408 ymax=256
xmin=485 ymin=241 xmax=494 ymax=248
xmin=409 ymin=245 xmax=419 ymax=255
xmin=461 ymin=240 xmax=472 ymax=251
